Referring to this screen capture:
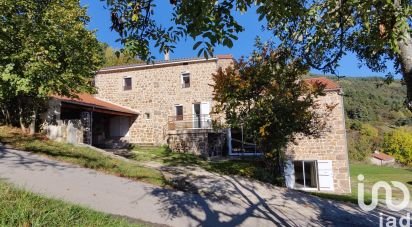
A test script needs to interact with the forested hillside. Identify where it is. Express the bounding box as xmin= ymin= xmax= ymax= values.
xmin=320 ymin=76 xmax=412 ymax=165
